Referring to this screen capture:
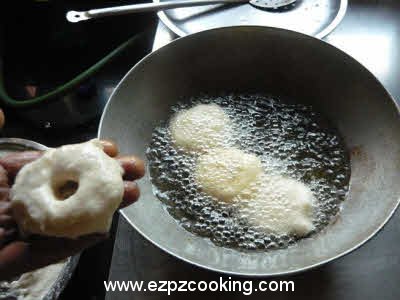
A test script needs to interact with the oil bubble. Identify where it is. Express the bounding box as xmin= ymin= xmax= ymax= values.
xmin=147 ymin=94 xmax=350 ymax=251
